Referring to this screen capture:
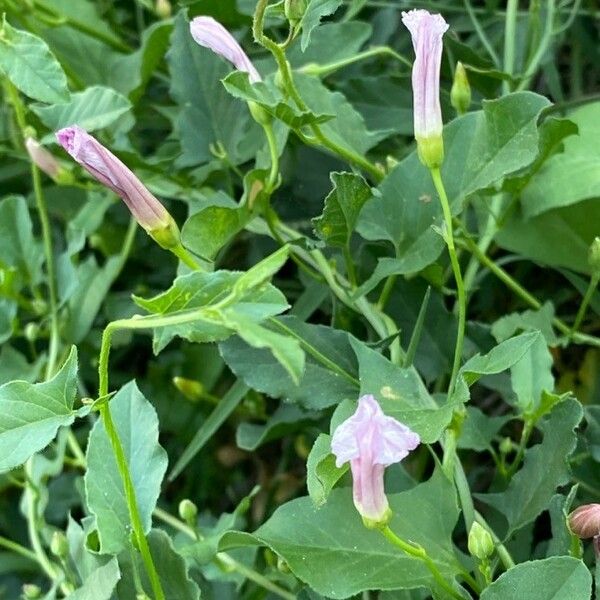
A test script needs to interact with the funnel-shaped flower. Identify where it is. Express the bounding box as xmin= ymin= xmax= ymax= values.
xmin=401 ymin=9 xmax=449 ymax=169
xmin=331 ymin=395 xmax=420 ymax=527
xmin=25 ymin=138 xmax=61 ymax=179
xmin=189 ymin=16 xmax=261 ymax=83
xmin=56 ymin=126 xmax=179 ymax=248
